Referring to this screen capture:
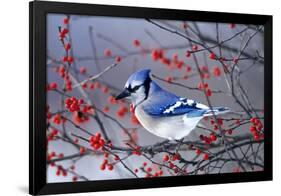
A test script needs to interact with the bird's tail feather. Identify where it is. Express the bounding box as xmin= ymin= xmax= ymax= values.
xmin=203 ymin=107 xmax=230 ymax=116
